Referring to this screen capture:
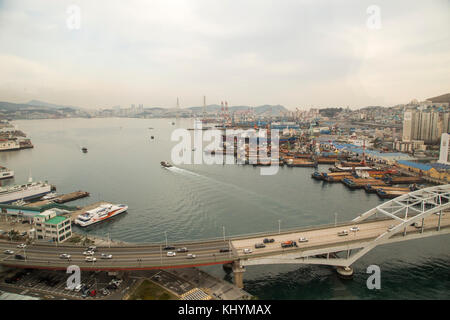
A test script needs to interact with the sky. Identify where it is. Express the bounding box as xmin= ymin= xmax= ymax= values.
xmin=0 ymin=0 xmax=449 ymax=110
